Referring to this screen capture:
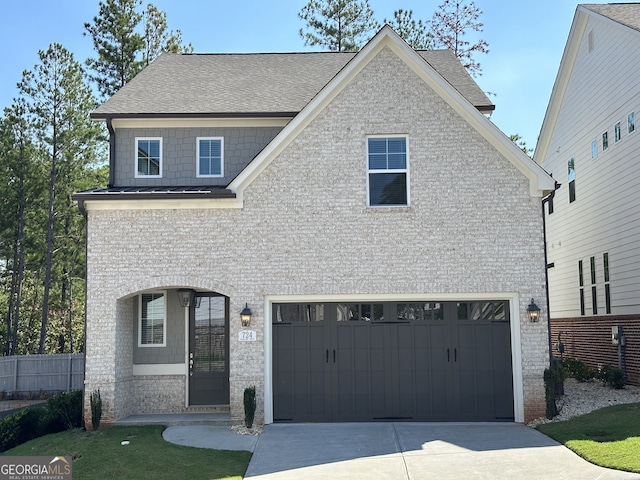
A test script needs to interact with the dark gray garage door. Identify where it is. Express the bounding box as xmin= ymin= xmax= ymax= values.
xmin=272 ymin=301 xmax=514 ymax=422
